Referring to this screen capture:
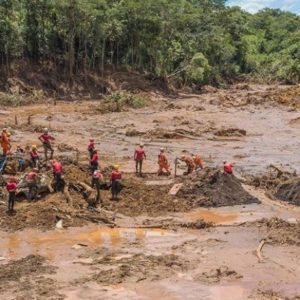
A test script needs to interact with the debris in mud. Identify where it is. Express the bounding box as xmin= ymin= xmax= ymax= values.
xmin=194 ymin=266 xmax=242 ymax=284
xmin=244 ymin=218 xmax=300 ymax=246
xmin=177 ymin=168 xmax=260 ymax=207
xmin=145 ymin=128 xmax=201 ymax=139
xmin=125 ymin=128 xmax=144 ymax=137
xmin=89 ymin=253 xmax=192 ymax=284
xmin=274 ymin=178 xmax=300 ymax=206
xmin=141 ymin=218 xmax=213 ymax=230
xmin=102 ymin=175 xmax=190 ymax=217
xmin=214 ymin=128 xmax=246 ymax=137
xmin=57 ymin=143 xmax=77 ymax=152
xmin=246 ymin=165 xmax=300 ymax=206
xmin=246 ymin=164 xmax=297 ymax=191
xmin=254 ymin=289 xmax=300 ymax=300
xmin=0 ymin=255 xmax=62 ymax=299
